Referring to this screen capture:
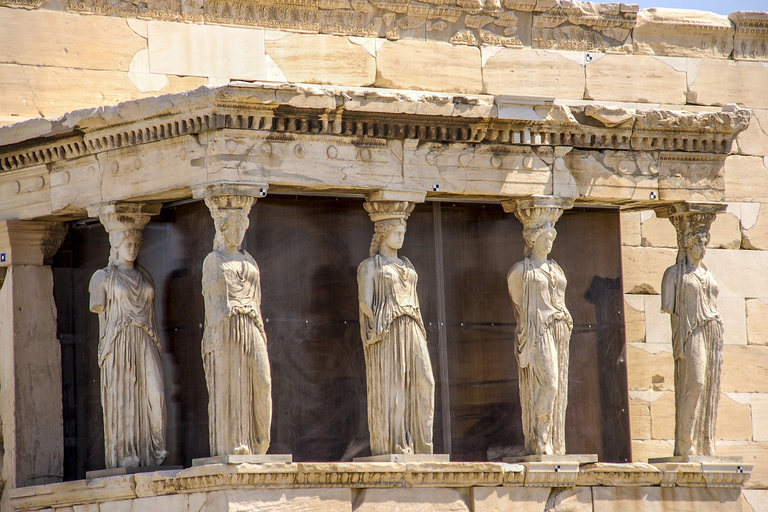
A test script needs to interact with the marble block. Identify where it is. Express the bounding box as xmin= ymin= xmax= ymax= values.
xmin=192 ymin=454 xmax=293 ymax=466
